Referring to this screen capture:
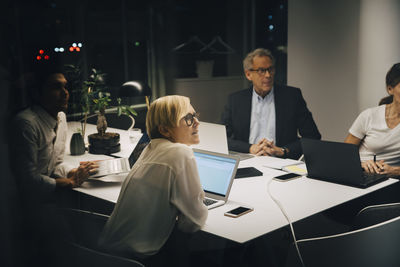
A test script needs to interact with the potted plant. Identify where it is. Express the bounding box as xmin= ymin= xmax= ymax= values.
xmin=65 ymin=65 xmax=137 ymax=154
